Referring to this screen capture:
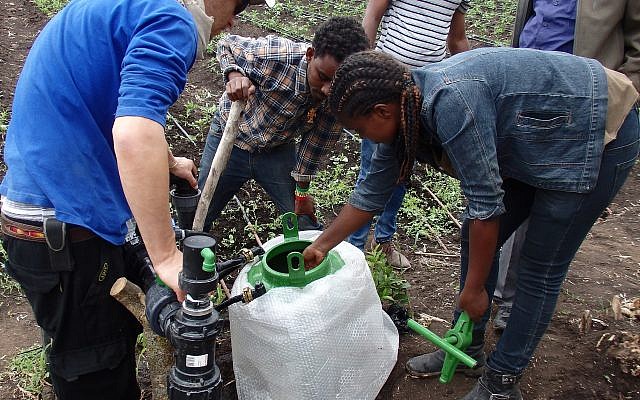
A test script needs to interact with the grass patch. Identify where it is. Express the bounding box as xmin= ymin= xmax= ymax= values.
xmin=310 ymin=153 xmax=358 ymax=221
xmin=0 ymin=107 xmax=8 ymax=135
xmin=1 ymin=344 xmax=49 ymax=398
xmin=240 ymin=0 xmax=366 ymax=41
xmin=0 ymin=270 xmax=21 ymax=297
xmin=400 ymin=167 xmax=464 ymax=245
xmin=466 ymin=0 xmax=517 ymax=46
xmin=32 ymin=0 xmax=68 ymax=16
xmin=0 ymin=243 xmax=21 ymax=296
xmin=240 ymin=0 xmax=517 ymax=47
